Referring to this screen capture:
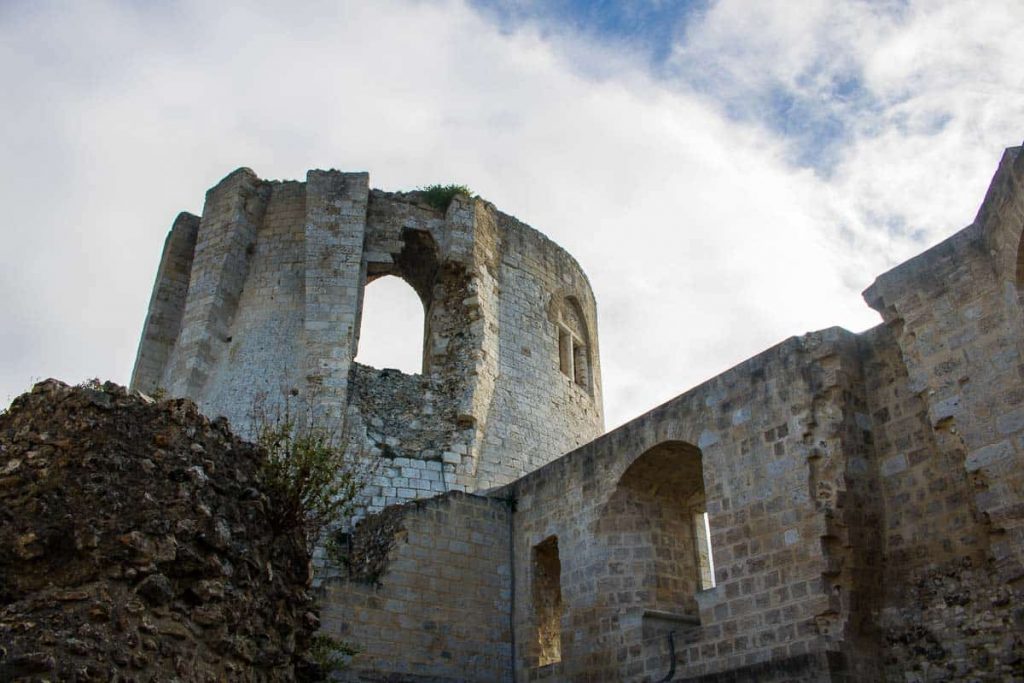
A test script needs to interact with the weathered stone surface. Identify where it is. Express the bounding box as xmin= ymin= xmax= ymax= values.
xmin=880 ymin=558 xmax=1024 ymax=681
xmin=320 ymin=492 xmax=512 ymax=682
xmin=0 ymin=380 xmax=319 ymax=681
